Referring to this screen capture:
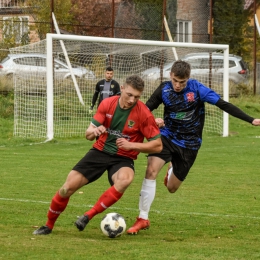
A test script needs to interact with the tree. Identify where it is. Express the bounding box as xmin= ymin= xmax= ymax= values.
xmin=133 ymin=0 xmax=177 ymax=41
xmin=241 ymin=0 xmax=260 ymax=63
xmin=26 ymin=0 xmax=77 ymax=39
xmin=213 ymin=0 xmax=245 ymax=55
xmin=166 ymin=0 xmax=177 ymax=41
xmin=213 ymin=0 xmax=260 ymax=63
xmin=133 ymin=0 xmax=164 ymax=40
